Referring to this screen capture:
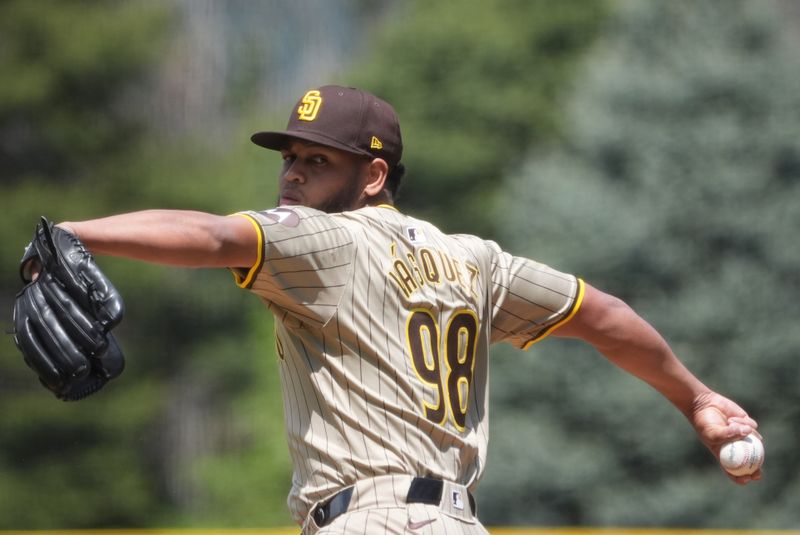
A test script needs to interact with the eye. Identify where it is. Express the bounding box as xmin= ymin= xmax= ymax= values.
xmin=281 ymin=153 xmax=296 ymax=164
xmin=309 ymin=154 xmax=328 ymax=165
